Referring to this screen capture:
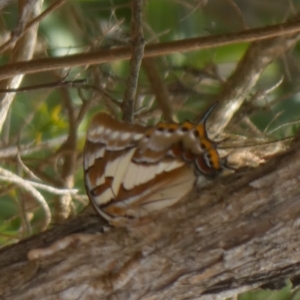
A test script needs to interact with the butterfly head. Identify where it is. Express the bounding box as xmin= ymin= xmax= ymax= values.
xmin=187 ymin=102 xmax=225 ymax=177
